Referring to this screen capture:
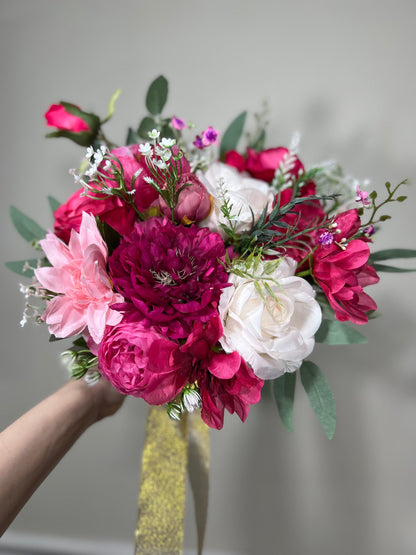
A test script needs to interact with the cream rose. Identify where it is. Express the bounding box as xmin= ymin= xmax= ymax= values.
xmin=219 ymin=257 xmax=322 ymax=379
xmin=197 ymin=161 xmax=274 ymax=236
